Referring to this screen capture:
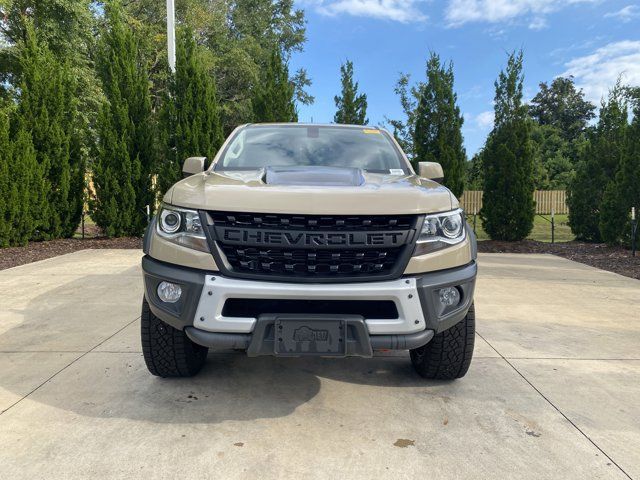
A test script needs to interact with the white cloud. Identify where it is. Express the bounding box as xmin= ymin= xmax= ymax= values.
xmin=475 ymin=110 xmax=495 ymax=129
xmin=445 ymin=0 xmax=598 ymax=27
xmin=528 ymin=16 xmax=547 ymax=30
xmin=604 ymin=5 xmax=640 ymax=22
xmin=562 ymin=41 xmax=640 ymax=103
xmin=303 ymin=0 xmax=428 ymax=23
